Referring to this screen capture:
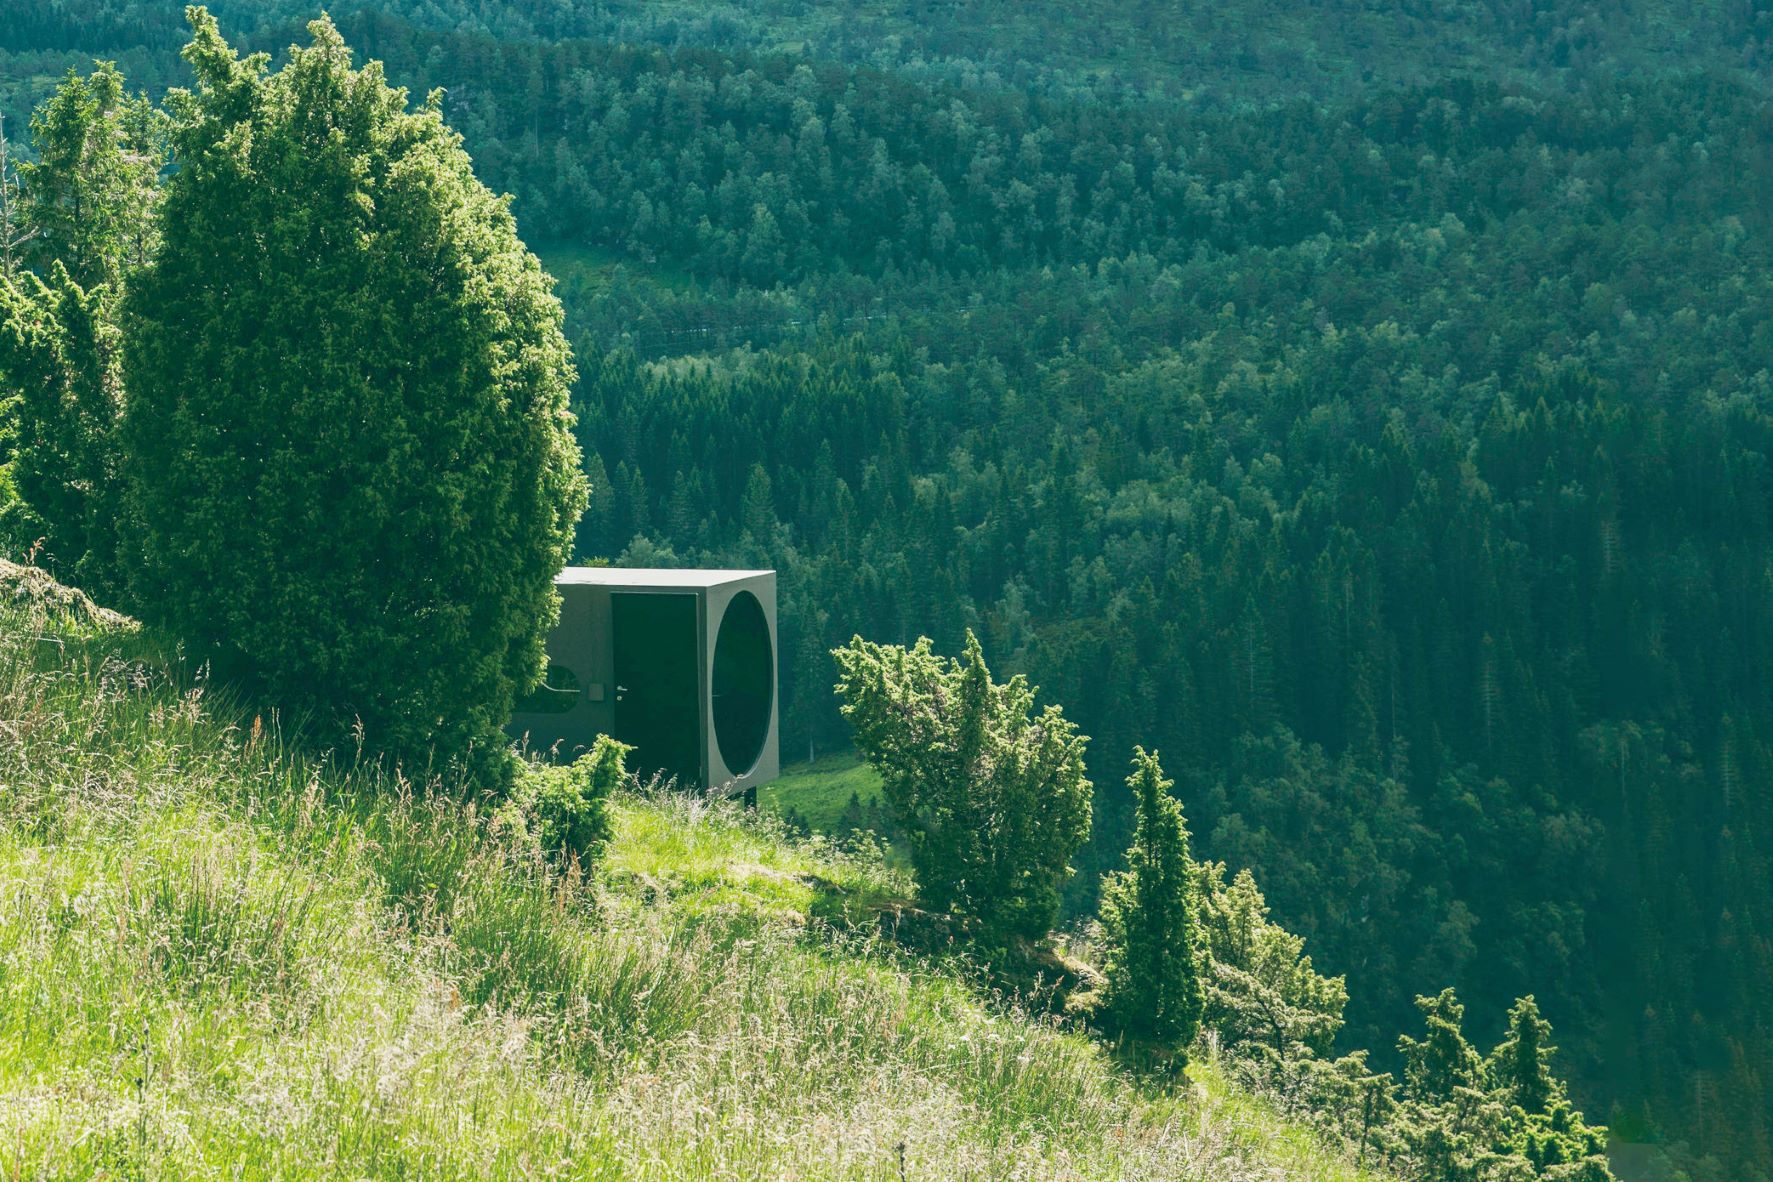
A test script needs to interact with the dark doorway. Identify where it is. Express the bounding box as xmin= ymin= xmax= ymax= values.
xmin=712 ymin=590 xmax=773 ymax=776
xmin=613 ymin=592 xmax=702 ymax=786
